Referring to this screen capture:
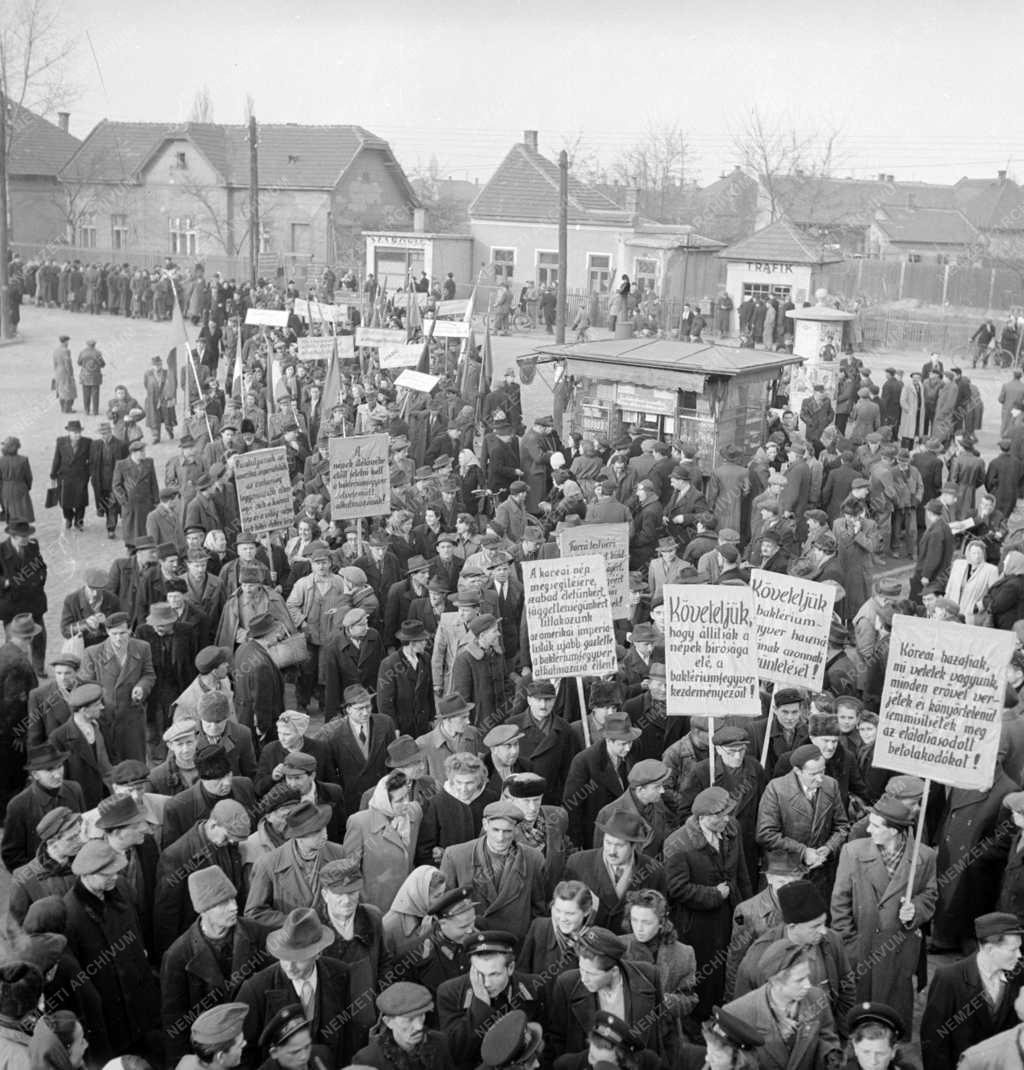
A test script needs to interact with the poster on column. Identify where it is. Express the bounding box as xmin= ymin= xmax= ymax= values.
xmin=557 ymin=523 xmax=630 ymax=619
xmin=522 ymin=555 xmax=617 ymax=679
xmin=873 ymin=614 xmax=1013 ymax=790
xmin=234 ymin=448 xmax=293 ymax=534
xmin=328 ymin=434 xmax=391 ymax=521
xmin=749 ymin=570 xmax=837 ymax=689
xmin=663 ymin=584 xmax=760 ymax=716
